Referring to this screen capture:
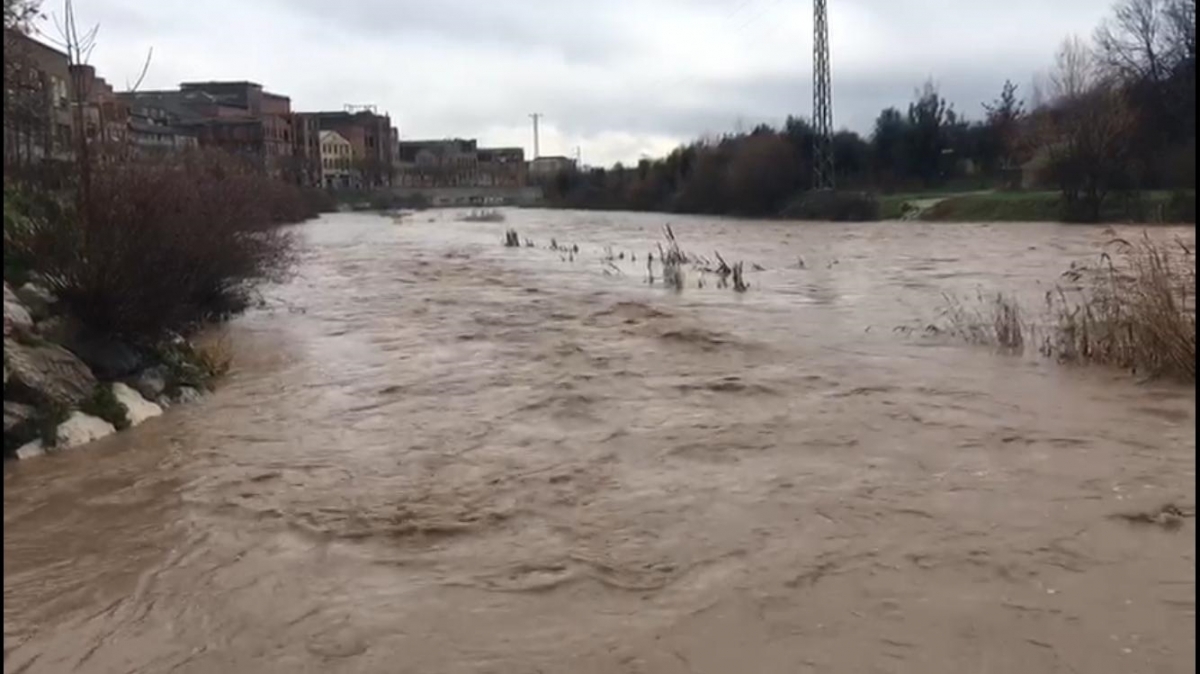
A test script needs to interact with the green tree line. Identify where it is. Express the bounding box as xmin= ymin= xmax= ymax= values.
xmin=543 ymin=0 xmax=1195 ymax=222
